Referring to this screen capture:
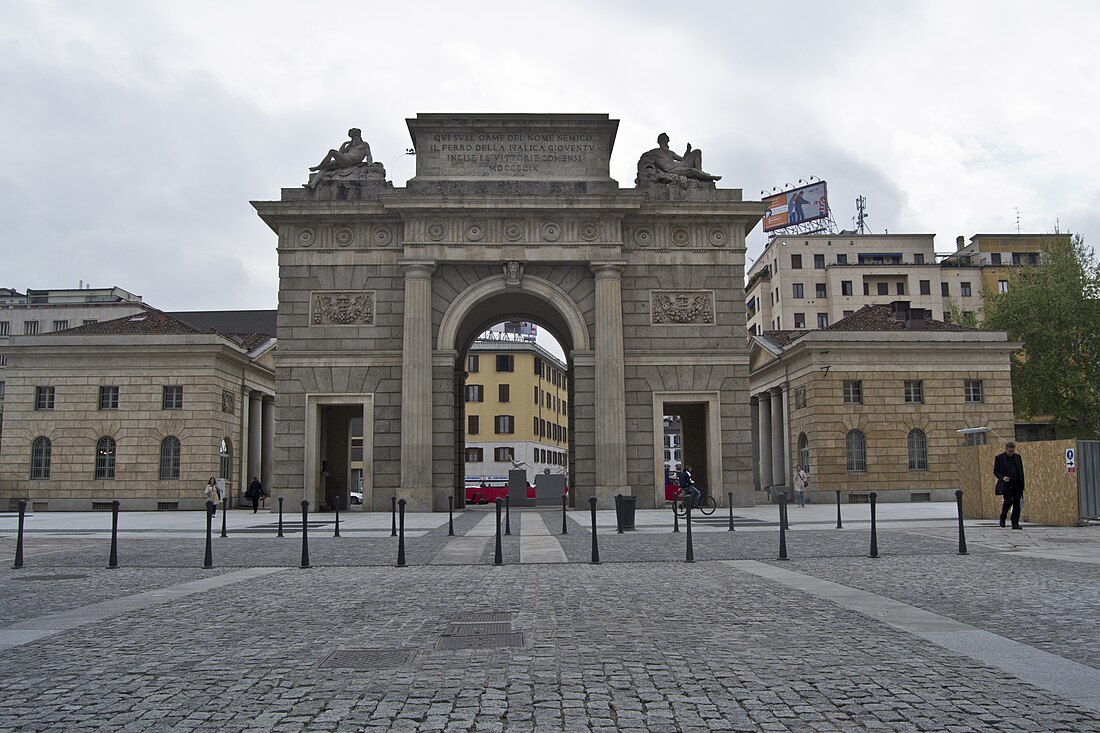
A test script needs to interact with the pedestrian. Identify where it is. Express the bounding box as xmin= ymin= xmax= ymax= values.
xmin=245 ymin=476 xmax=264 ymax=513
xmin=793 ymin=465 xmax=809 ymax=508
xmin=203 ymin=477 xmax=222 ymax=516
xmin=993 ymin=441 xmax=1025 ymax=529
